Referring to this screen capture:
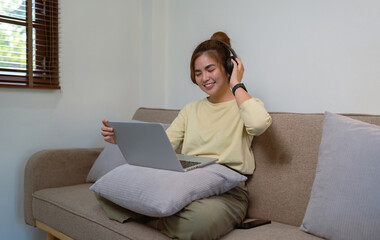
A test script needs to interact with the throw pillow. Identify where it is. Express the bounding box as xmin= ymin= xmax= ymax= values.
xmin=86 ymin=122 xmax=171 ymax=182
xmin=86 ymin=143 xmax=126 ymax=182
xmin=300 ymin=112 xmax=380 ymax=240
xmin=90 ymin=163 xmax=247 ymax=217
